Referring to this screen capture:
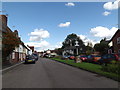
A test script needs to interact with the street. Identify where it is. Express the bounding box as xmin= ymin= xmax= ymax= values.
xmin=2 ymin=58 xmax=119 ymax=88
